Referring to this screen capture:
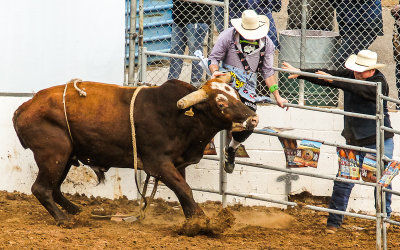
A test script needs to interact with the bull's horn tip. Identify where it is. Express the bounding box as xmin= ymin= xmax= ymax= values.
xmin=177 ymin=100 xmax=186 ymax=109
